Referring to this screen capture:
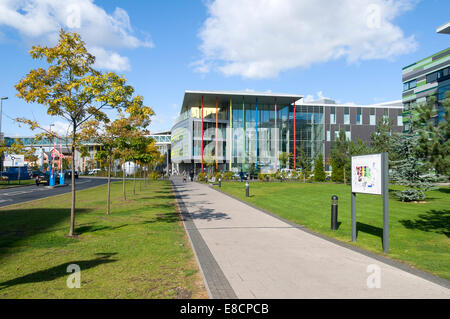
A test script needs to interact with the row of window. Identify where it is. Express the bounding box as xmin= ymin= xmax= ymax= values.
xmin=403 ymin=67 xmax=450 ymax=92
xmin=329 ymin=107 xmax=394 ymax=125
xmin=426 ymin=66 xmax=450 ymax=84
